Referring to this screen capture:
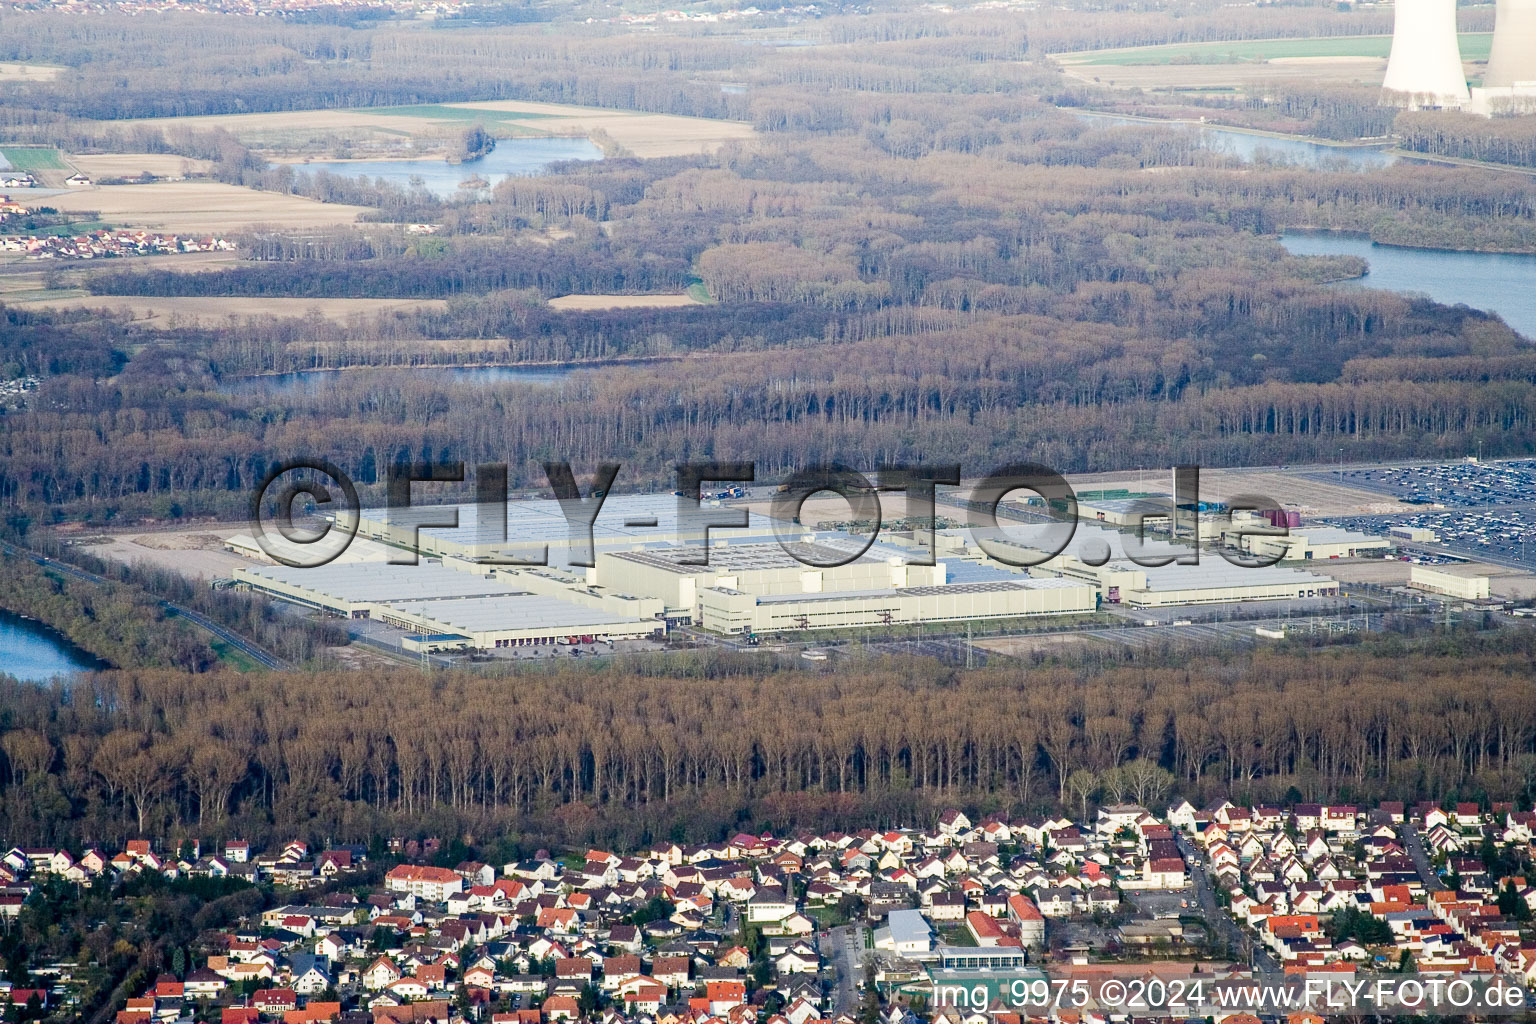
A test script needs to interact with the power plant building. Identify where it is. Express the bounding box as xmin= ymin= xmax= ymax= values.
xmin=1383 ymin=0 xmax=1470 ymax=108
xmin=1472 ymin=0 xmax=1536 ymax=113
xmin=1486 ymin=0 xmax=1536 ymax=88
